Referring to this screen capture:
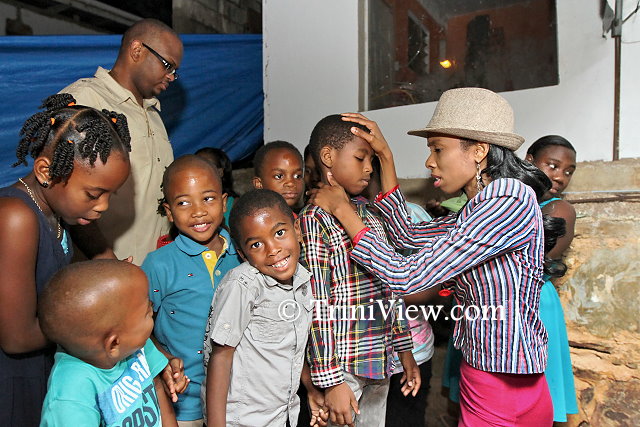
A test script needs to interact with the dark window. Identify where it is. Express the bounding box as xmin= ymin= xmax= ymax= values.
xmin=366 ymin=0 xmax=559 ymax=110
